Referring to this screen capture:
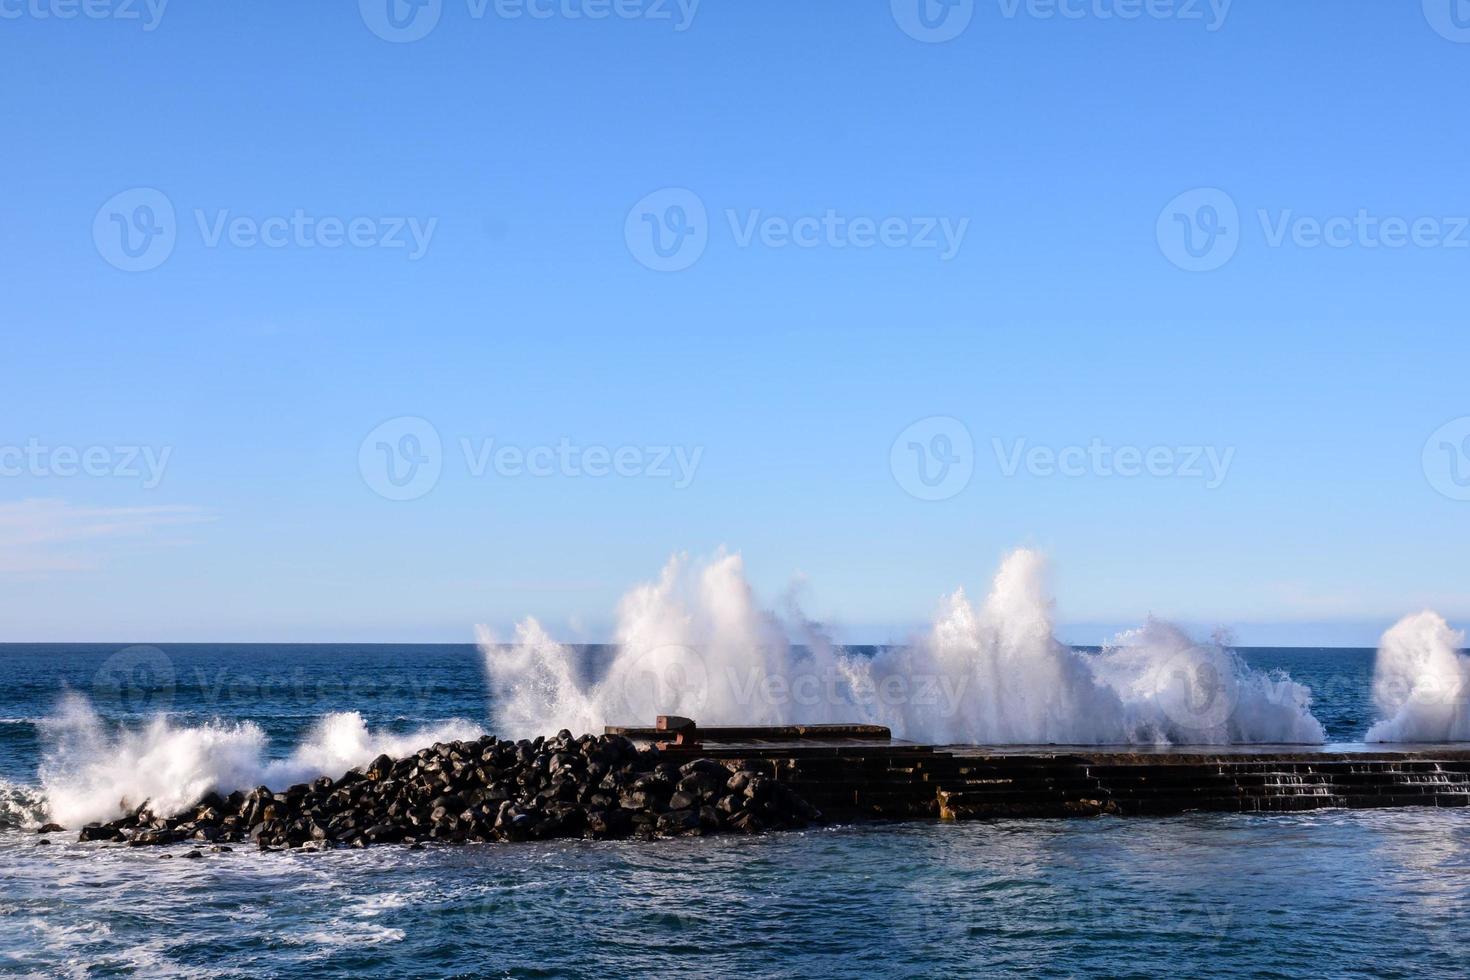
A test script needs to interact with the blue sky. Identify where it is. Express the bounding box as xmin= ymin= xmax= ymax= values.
xmin=2 ymin=1 xmax=1467 ymax=645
